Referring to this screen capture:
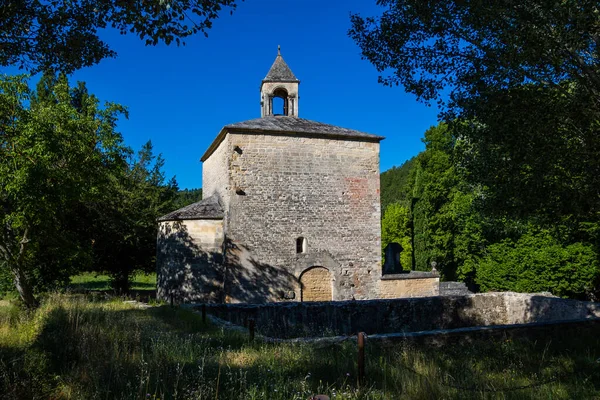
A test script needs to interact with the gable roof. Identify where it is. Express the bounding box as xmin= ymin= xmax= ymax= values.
xmin=263 ymin=53 xmax=299 ymax=83
xmin=201 ymin=116 xmax=384 ymax=161
xmin=158 ymin=194 xmax=223 ymax=221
